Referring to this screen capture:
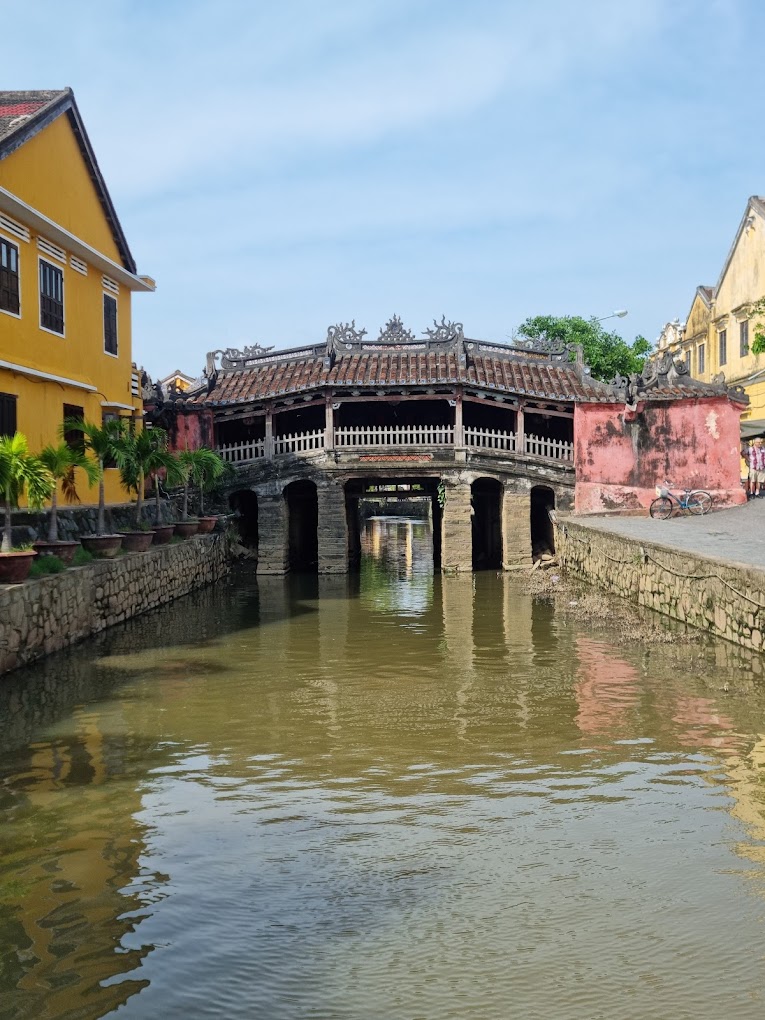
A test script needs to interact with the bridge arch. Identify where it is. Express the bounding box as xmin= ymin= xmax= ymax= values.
xmin=229 ymin=489 xmax=258 ymax=551
xmin=471 ymin=477 xmax=503 ymax=570
xmin=284 ymin=479 xmax=319 ymax=572
xmin=530 ymin=485 xmax=556 ymax=560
